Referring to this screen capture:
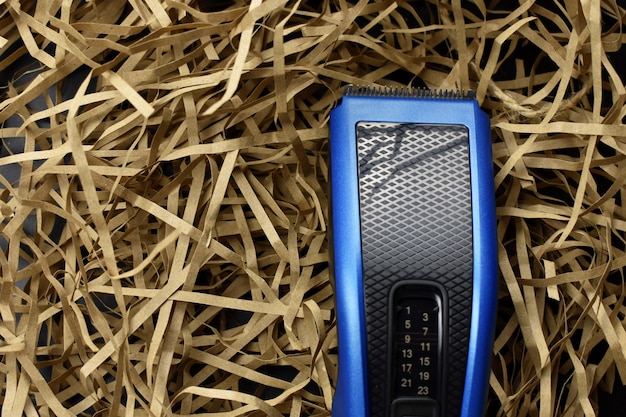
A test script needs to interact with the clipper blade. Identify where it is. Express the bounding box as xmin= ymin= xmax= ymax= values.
xmin=344 ymin=84 xmax=476 ymax=100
